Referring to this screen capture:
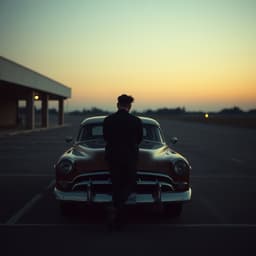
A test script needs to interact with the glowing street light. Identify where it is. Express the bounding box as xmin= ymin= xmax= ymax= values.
xmin=204 ymin=113 xmax=209 ymax=119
